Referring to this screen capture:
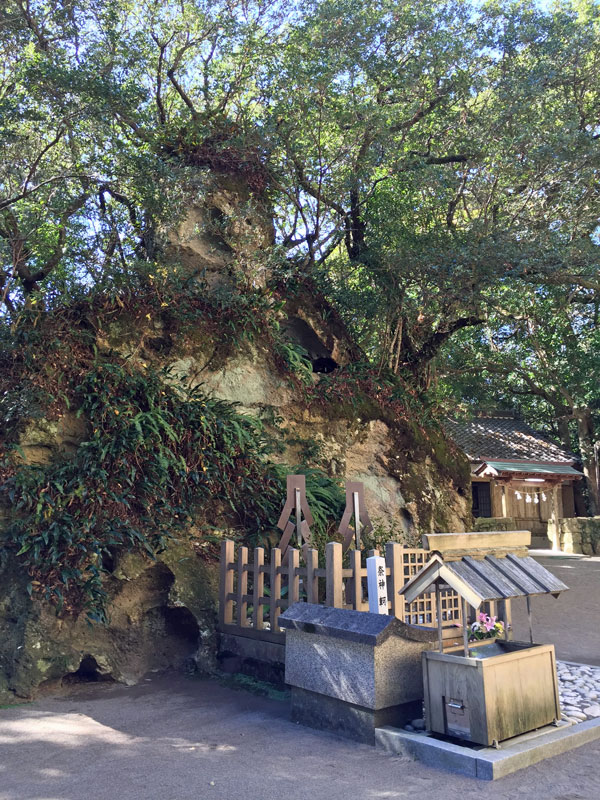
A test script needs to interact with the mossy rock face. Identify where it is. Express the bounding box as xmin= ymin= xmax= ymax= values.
xmin=96 ymin=314 xmax=144 ymax=358
xmin=159 ymin=541 xmax=219 ymax=619
xmin=274 ymin=411 xmax=471 ymax=538
xmin=0 ymin=539 xmax=219 ymax=704
xmin=0 ymin=218 xmax=473 ymax=701
xmin=17 ymin=413 xmax=89 ymax=464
